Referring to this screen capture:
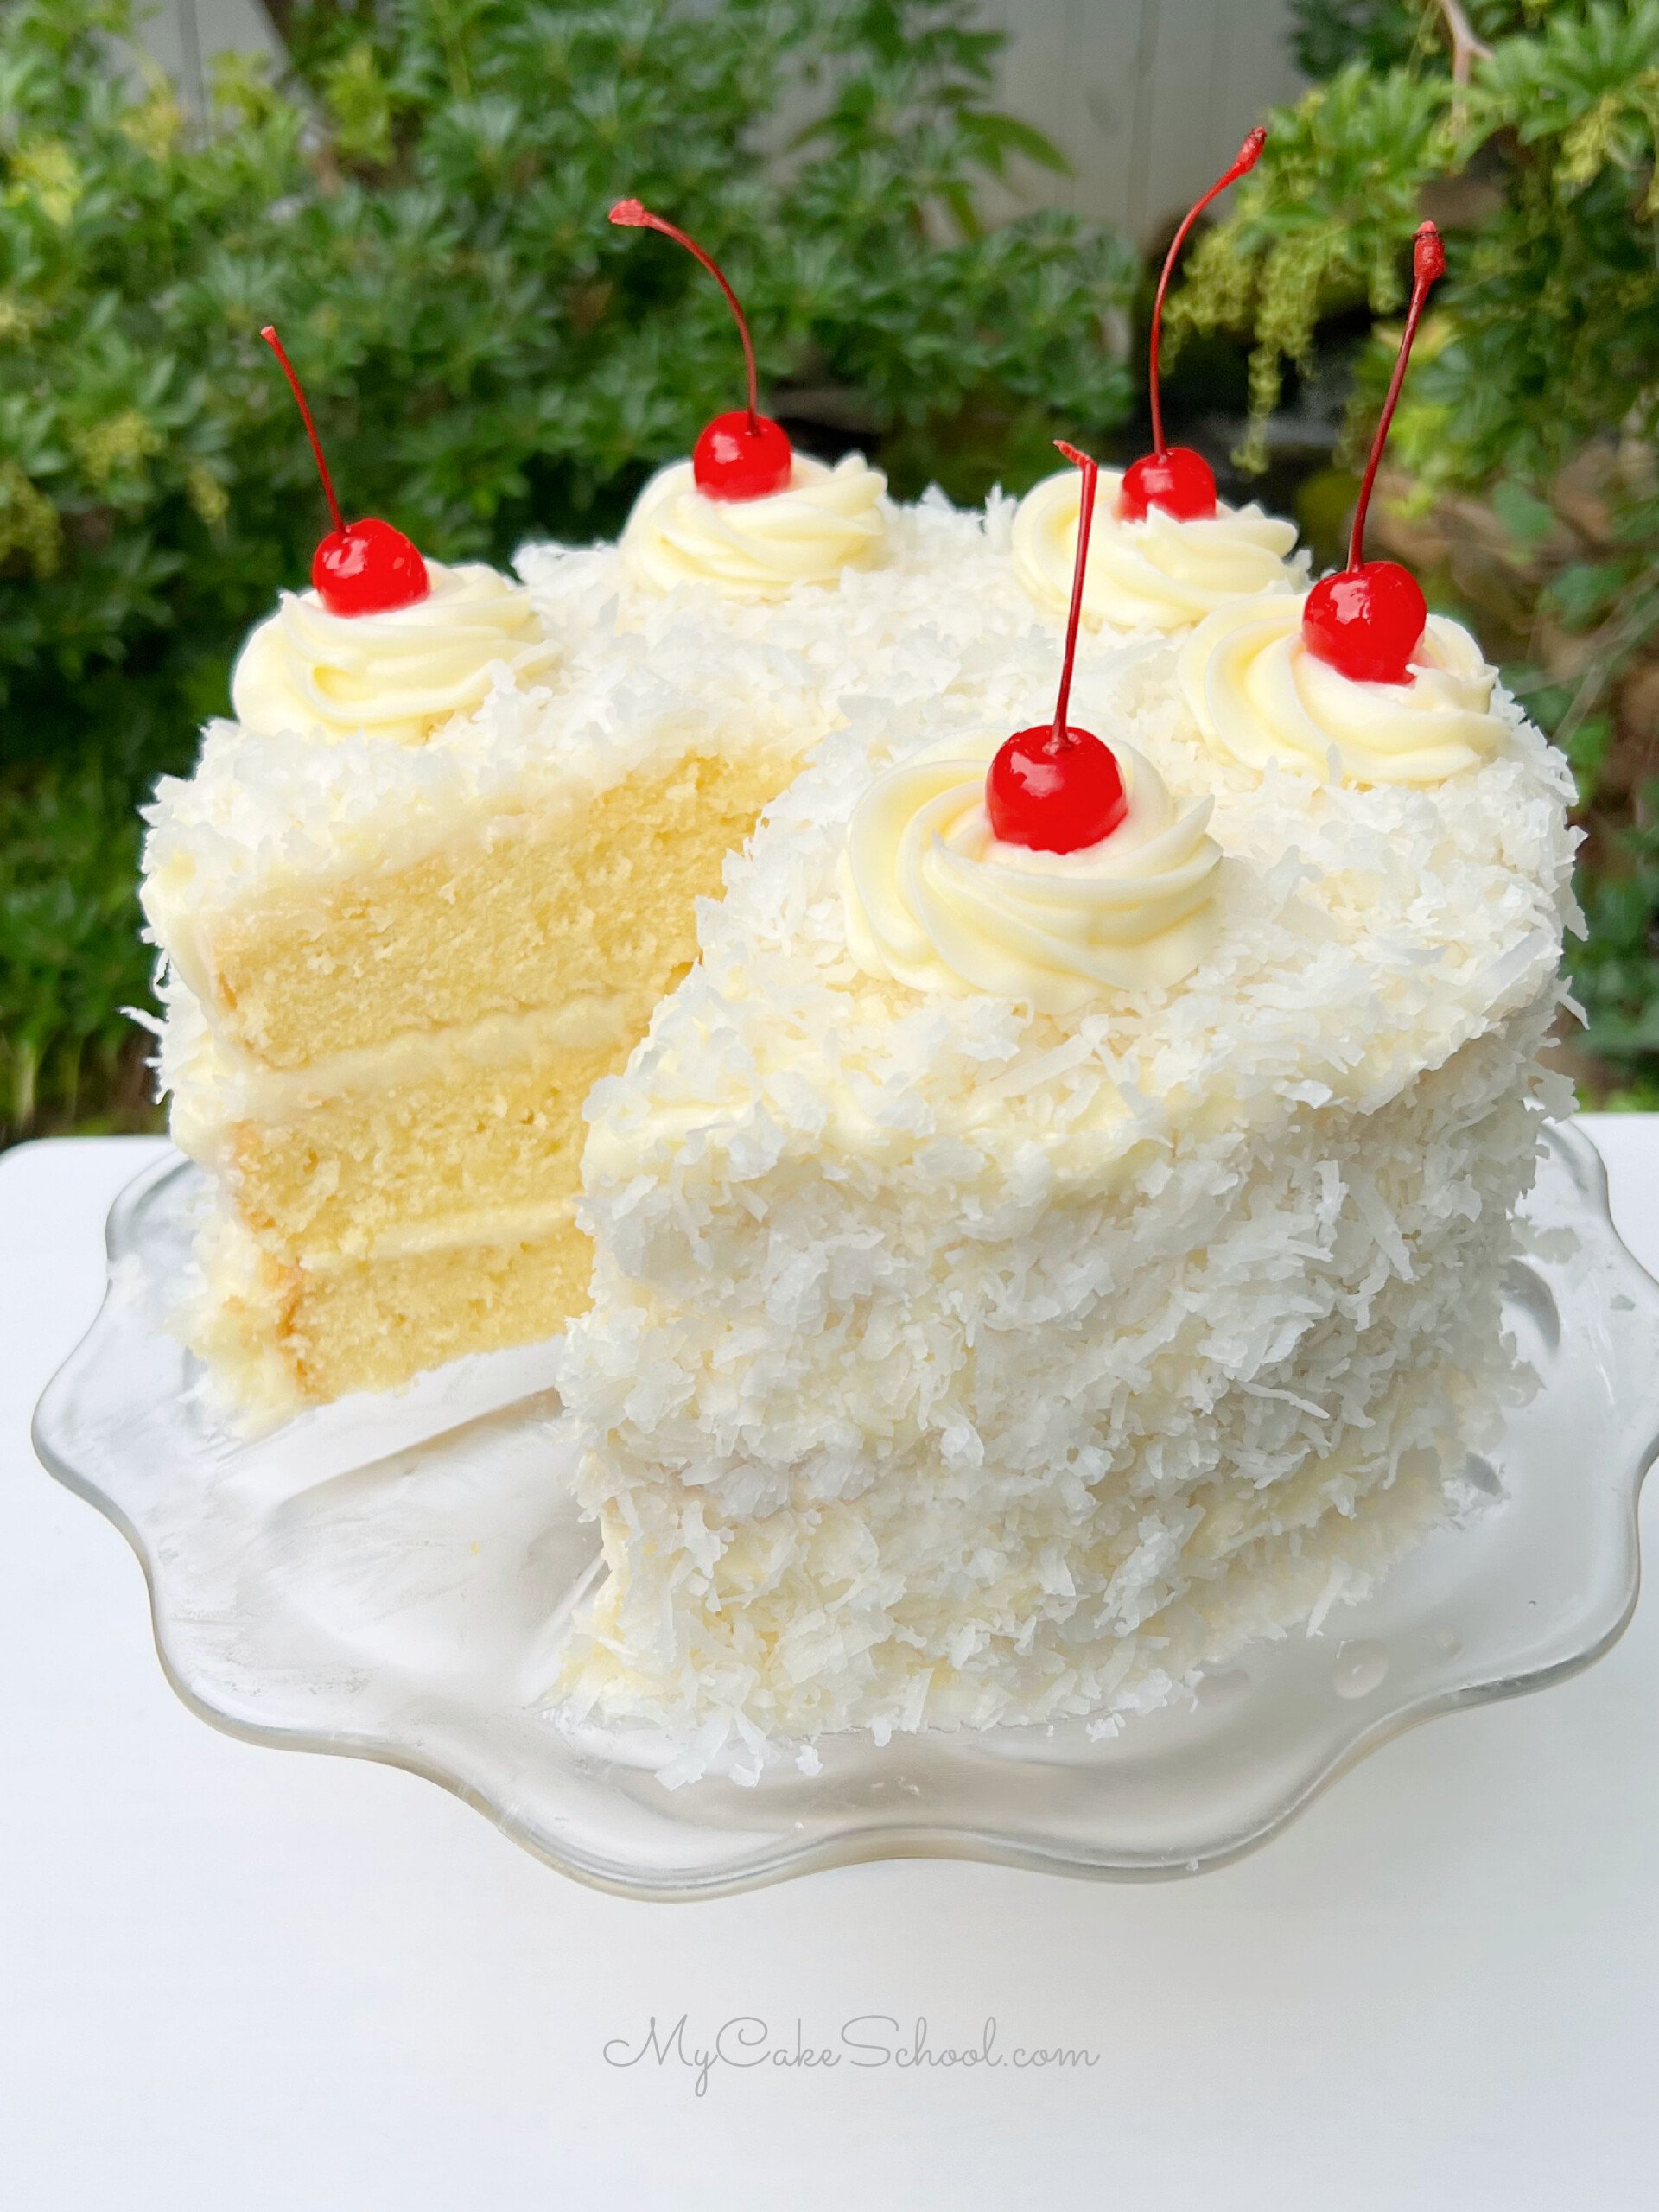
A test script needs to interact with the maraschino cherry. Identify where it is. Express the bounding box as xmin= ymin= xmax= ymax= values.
xmin=608 ymin=199 xmax=792 ymax=501
xmin=1302 ymin=220 xmax=1446 ymax=684
xmin=259 ymin=326 xmax=429 ymax=618
xmin=1117 ymin=128 xmax=1268 ymax=525
xmin=988 ymin=441 xmax=1128 ymax=855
